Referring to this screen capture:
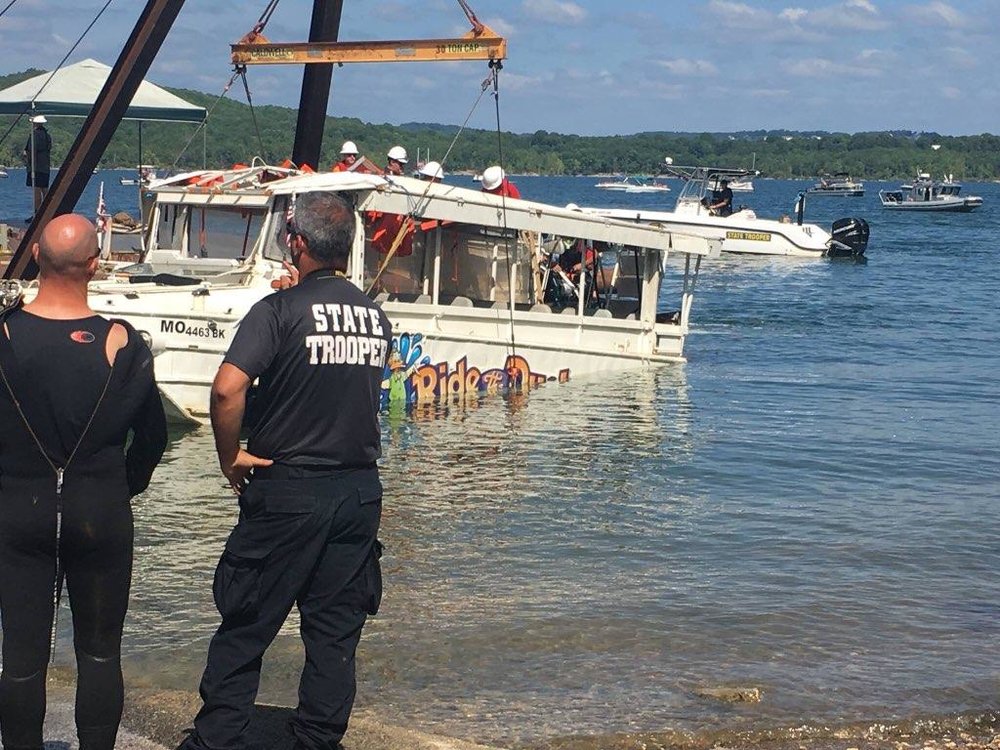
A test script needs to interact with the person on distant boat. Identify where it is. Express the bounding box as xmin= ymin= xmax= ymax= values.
xmin=22 ymin=115 xmax=52 ymax=219
xmin=385 ymin=145 xmax=408 ymax=176
xmin=480 ymin=165 xmax=521 ymax=198
xmin=708 ymin=178 xmax=734 ymax=217
xmin=331 ymin=140 xmax=361 ymax=172
xmin=417 ymin=160 xmax=444 ymax=182
xmin=0 ymin=214 xmax=166 ymax=750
